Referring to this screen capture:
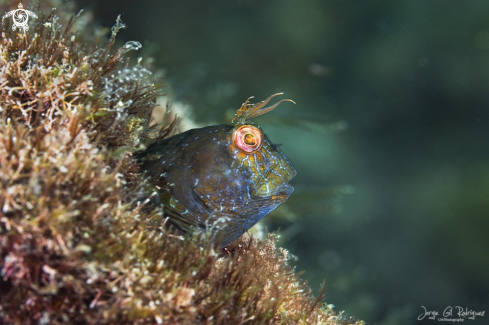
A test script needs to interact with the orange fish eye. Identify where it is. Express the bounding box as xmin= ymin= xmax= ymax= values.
xmin=234 ymin=125 xmax=262 ymax=153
